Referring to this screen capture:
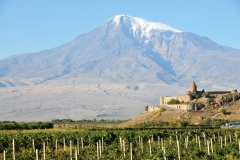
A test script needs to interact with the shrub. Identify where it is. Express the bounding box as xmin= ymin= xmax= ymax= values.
xmin=168 ymin=120 xmax=181 ymax=128
xmin=167 ymin=99 xmax=181 ymax=104
xmin=156 ymin=121 xmax=169 ymax=127
xmin=192 ymin=93 xmax=199 ymax=99
xmin=221 ymin=109 xmax=227 ymax=115
xmin=160 ymin=107 xmax=166 ymax=112
xmin=180 ymin=121 xmax=189 ymax=127
xmin=202 ymin=92 xmax=209 ymax=98
xmin=213 ymin=119 xmax=228 ymax=127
